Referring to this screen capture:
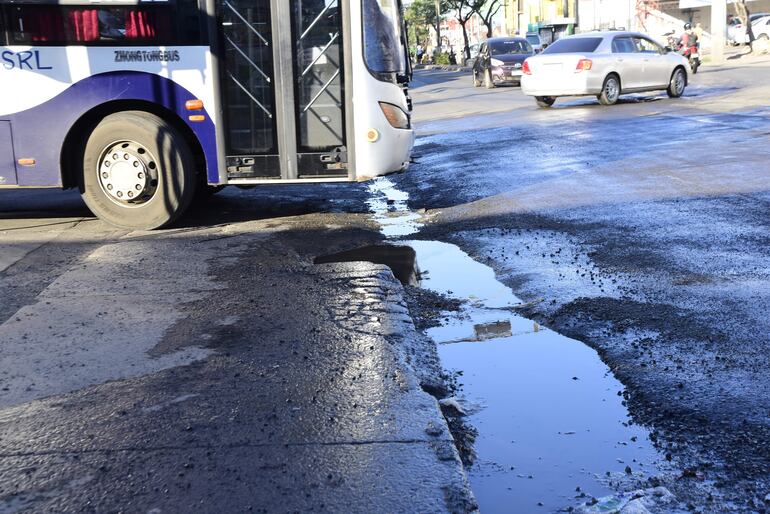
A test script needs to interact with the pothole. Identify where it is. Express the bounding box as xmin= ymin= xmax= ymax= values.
xmin=352 ymin=178 xmax=675 ymax=513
